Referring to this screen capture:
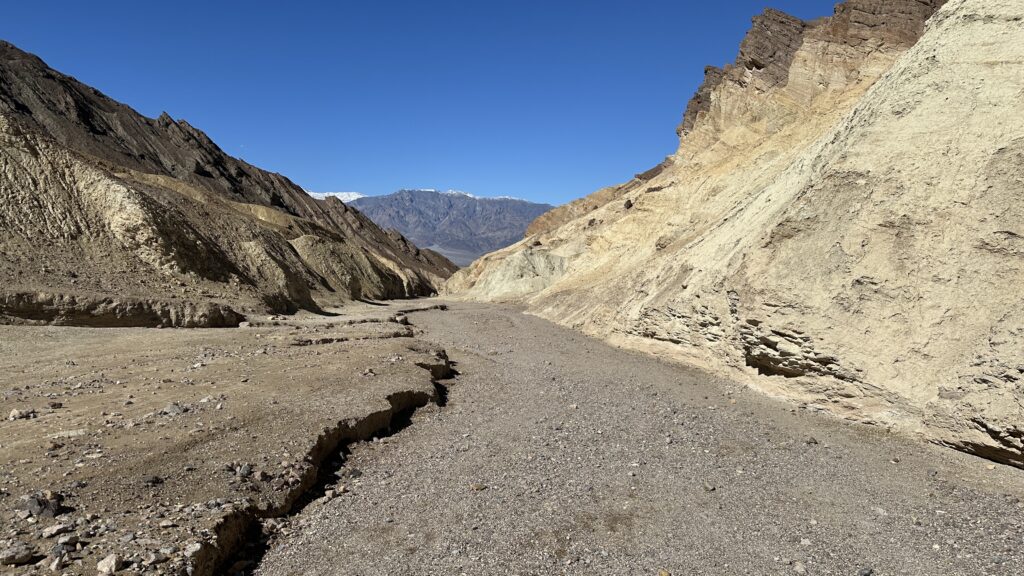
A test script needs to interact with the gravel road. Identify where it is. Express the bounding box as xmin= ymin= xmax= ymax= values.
xmin=257 ymin=302 xmax=1024 ymax=576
